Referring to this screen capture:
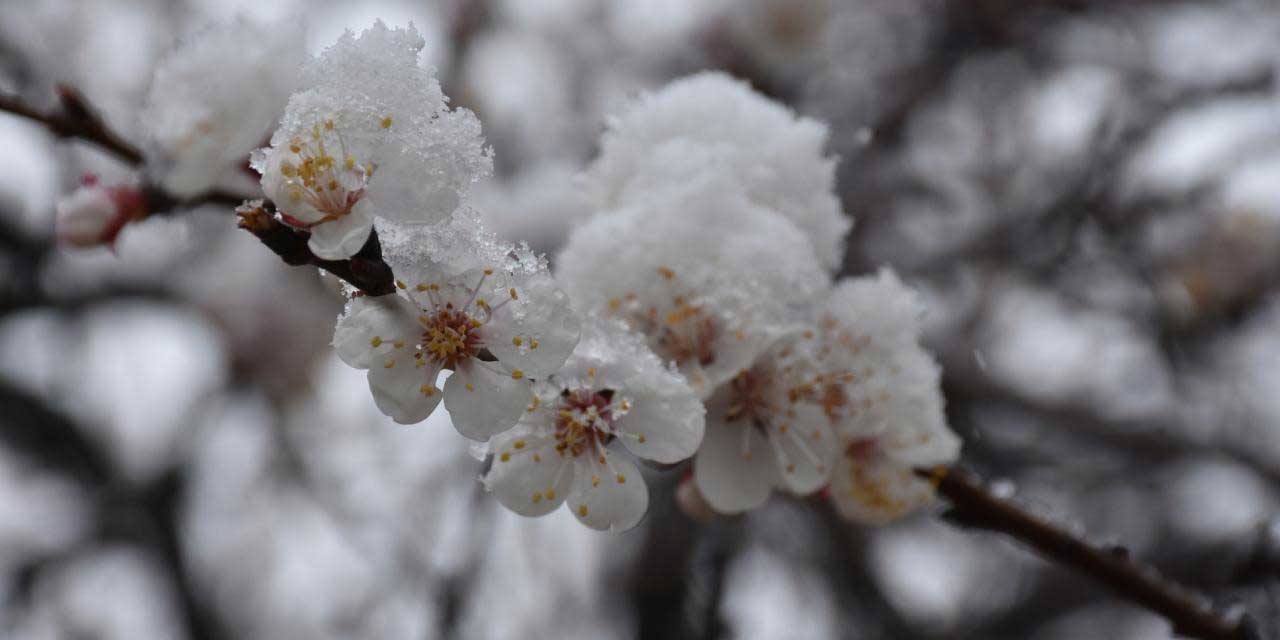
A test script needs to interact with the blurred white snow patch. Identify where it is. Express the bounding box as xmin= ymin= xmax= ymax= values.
xmin=460 ymin=505 xmax=635 ymax=640
xmin=0 ymin=447 xmax=92 ymax=571
xmin=307 ymin=0 xmax=448 ymax=70
xmin=69 ymin=304 xmax=228 ymax=481
xmin=1217 ymin=150 xmax=1280 ymax=221
xmin=496 ymin=0 xmax=600 ymax=31
xmin=186 ymin=393 xmax=276 ymax=508
xmin=609 ymin=0 xmax=731 ymax=56
xmin=463 ymin=28 xmax=575 ymax=161
xmin=12 ymin=546 xmax=184 ymax=640
xmin=984 ymin=285 xmax=1172 ymax=420
xmin=870 ymin=518 xmax=1025 ymax=633
xmin=720 ymin=546 xmax=837 ymax=640
xmin=1123 ymin=97 xmax=1280 ymax=200
xmin=186 ymin=393 xmax=442 ymax=639
xmin=177 ymin=224 xmax=339 ymax=394
xmin=187 ymin=0 xmax=305 ymax=23
xmin=300 ymin=355 xmax=466 ymax=475
xmin=0 ymin=310 xmax=72 ymax=396
xmin=41 ymin=212 xmax=193 ymax=292
xmin=1023 ymin=66 xmax=1123 ymax=160
xmin=470 ymin=160 xmax=591 ymax=254
xmin=1166 ymin=458 xmax=1274 ymax=545
xmin=1144 ymin=4 xmax=1280 ymax=91
xmin=71 ymin=1 xmax=166 ymax=132
xmin=290 ymin=357 xmax=475 ymax=566
xmin=1201 ymin=300 xmax=1280 ymax=468
xmin=0 ymin=115 xmax=58 ymax=234
xmin=722 ymin=0 xmax=833 ymax=78
xmin=1033 ymin=602 xmax=1172 ymax=640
